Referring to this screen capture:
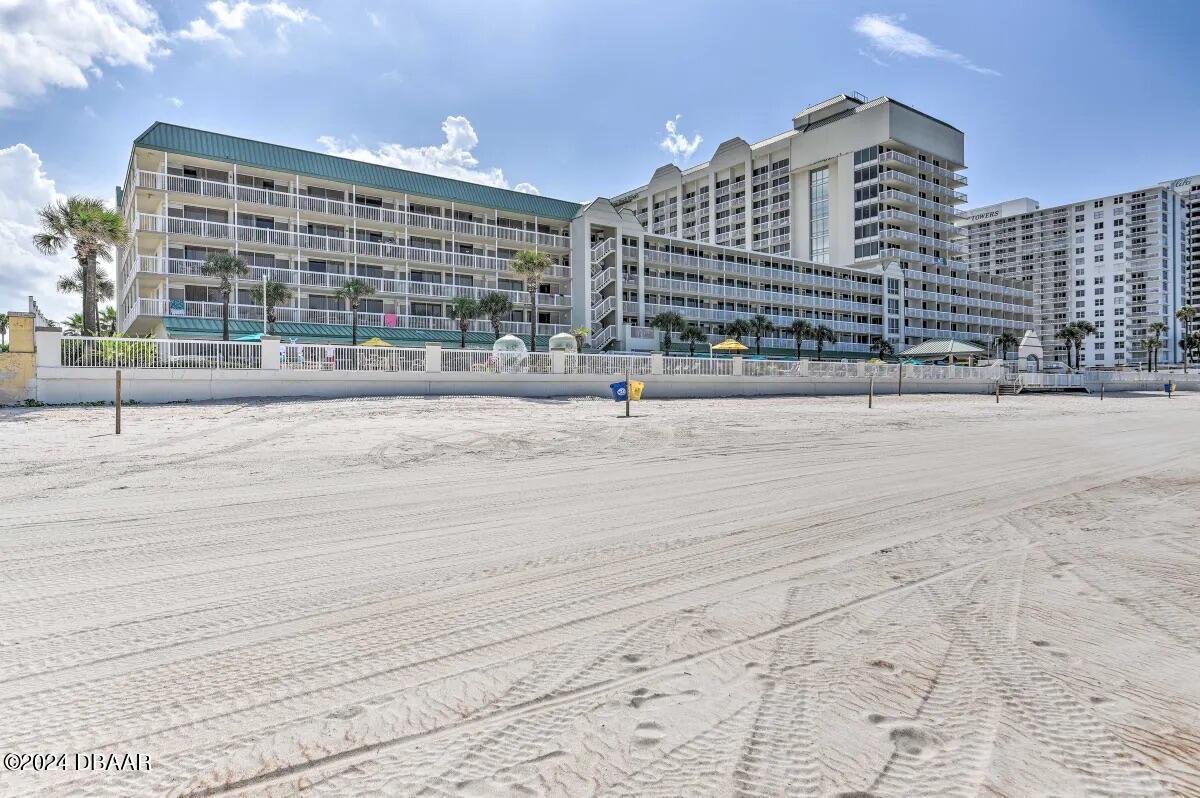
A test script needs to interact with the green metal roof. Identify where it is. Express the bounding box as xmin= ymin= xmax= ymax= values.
xmin=134 ymin=122 xmax=582 ymax=221
xmin=162 ymin=317 xmax=553 ymax=348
